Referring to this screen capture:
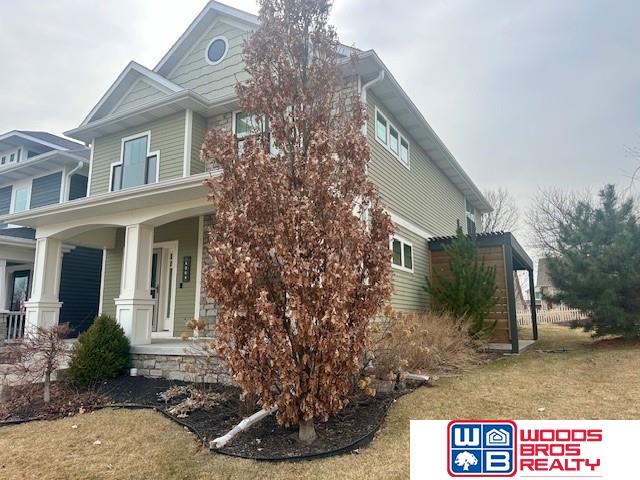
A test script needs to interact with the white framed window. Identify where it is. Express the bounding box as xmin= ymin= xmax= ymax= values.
xmin=110 ymin=132 xmax=159 ymax=192
xmin=390 ymin=236 xmax=414 ymax=273
xmin=375 ymin=107 xmax=410 ymax=169
xmin=233 ymin=111 xmax=279 ymax=155
xmin=205 ymin=36 xmax=229 ymax=65
xmin=11 ymin=182 xmax=31 ymax=213
xmin=465 ymin=199 xmax=477 ymax=235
